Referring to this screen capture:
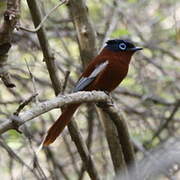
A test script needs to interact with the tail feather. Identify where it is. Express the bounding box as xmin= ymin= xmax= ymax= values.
xmin=43 ymin=103 xmax=80 ymax=146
